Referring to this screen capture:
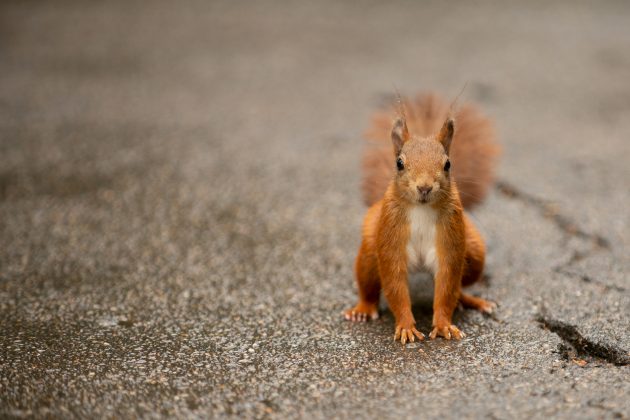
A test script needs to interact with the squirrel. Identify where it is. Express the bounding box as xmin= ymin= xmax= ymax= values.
xmin=343 ymin=93 xmax=500 ymax=345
